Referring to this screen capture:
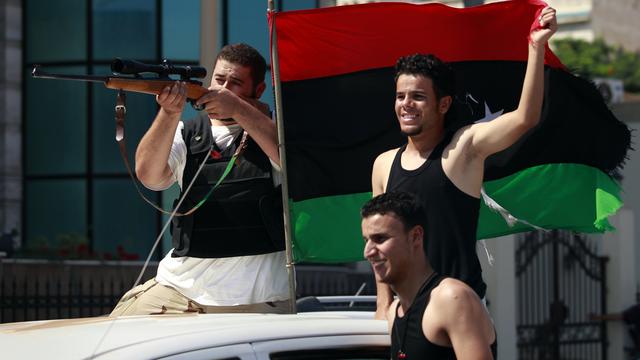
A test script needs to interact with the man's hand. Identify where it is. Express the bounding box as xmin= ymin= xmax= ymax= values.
xmin=156 ymin=81 xmax=187 ymax=116
xmin=195 ymin=85 xmax=244 ymax=120
xmin=530 ymin=6 xmax=557 ymax=48
xmin=195 ymin=85 xmax=280 ymax=164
